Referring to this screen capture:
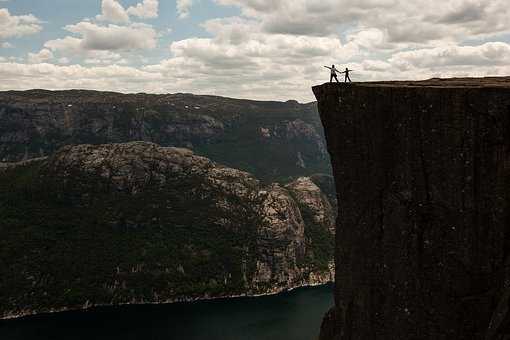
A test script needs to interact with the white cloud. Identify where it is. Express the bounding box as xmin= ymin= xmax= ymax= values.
xmin=44 ymin=36 xmax=125 ymax=62
xmin=127 ymin=0 xmax=159 ymax=19
xmin=64 ymin=22 xmax=157 ymax=51
xmin=214 ymin=0 xmax=510 ymax=44
xmin=44 ymin=37 xmax=83 ymax=55
xmin=84 ymin=57 xmax=128 ymax=65
xmin=26 ymin=2 xmax=159 ymax=70
xmin=1 ymin=41 xmax=13 ymax=48
xmin=0 ymin=8 xmax=43 ymax=40
xmin=389 ymin=42 xmax=510 ymax=69
xmin=97 ymin=0 xmax=159 ymax=22
xmin=0 ymin=62 xmax=163 ymax=92
xmin=165 ymin=17 xmax=356 ymax=77
xmin=39 ymin=22 xmax=156 ymax=65
xmin=58 ymin=57 xmax=70 ymax=64
xmin=96 ymin=0 xmax=130 ymax=23
xmin=177 ymin=0 xmax=193 ymax=19
xmin=28 ymin=48 xmax=53 ymax=63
